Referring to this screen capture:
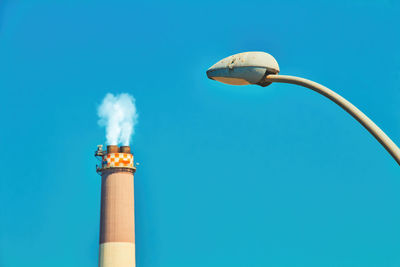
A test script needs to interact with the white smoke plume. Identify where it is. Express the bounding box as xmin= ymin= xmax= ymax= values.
xmin=97 ymin=93 xmax=138 ymax=145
